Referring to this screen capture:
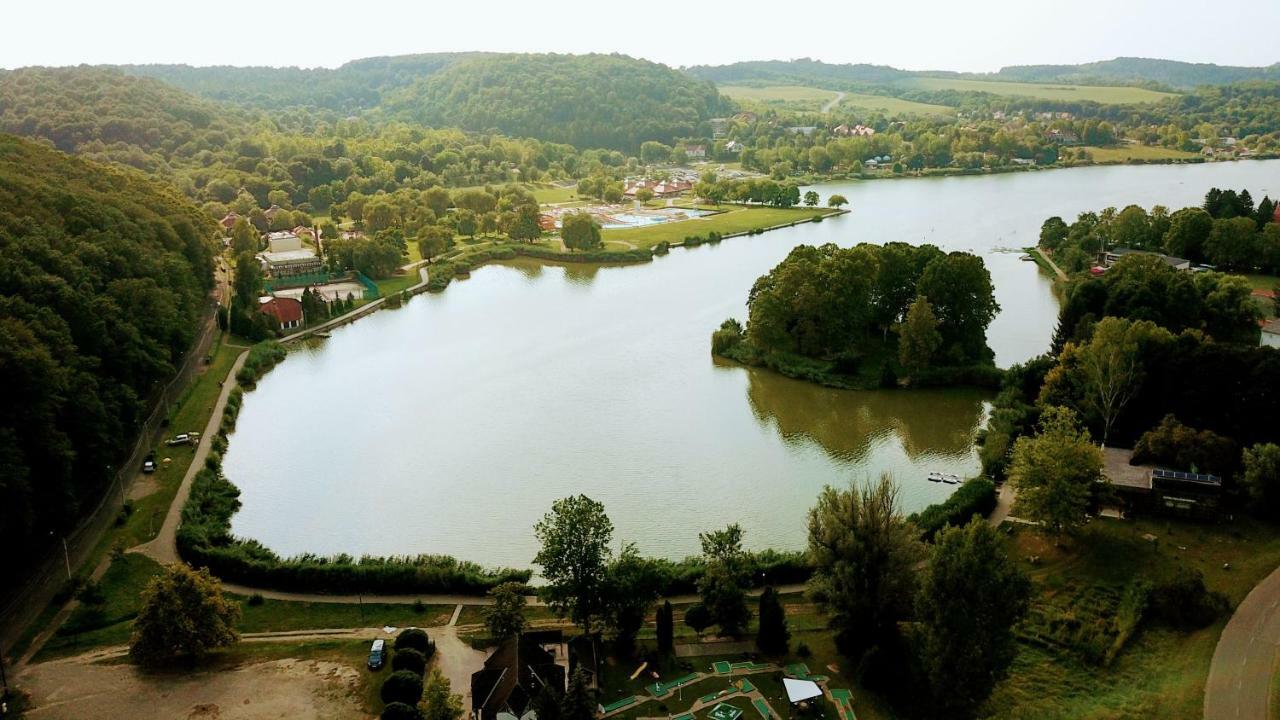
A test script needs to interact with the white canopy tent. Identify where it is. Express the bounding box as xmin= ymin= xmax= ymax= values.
xmin=783 ymin=678 xmax=823 ymax=704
